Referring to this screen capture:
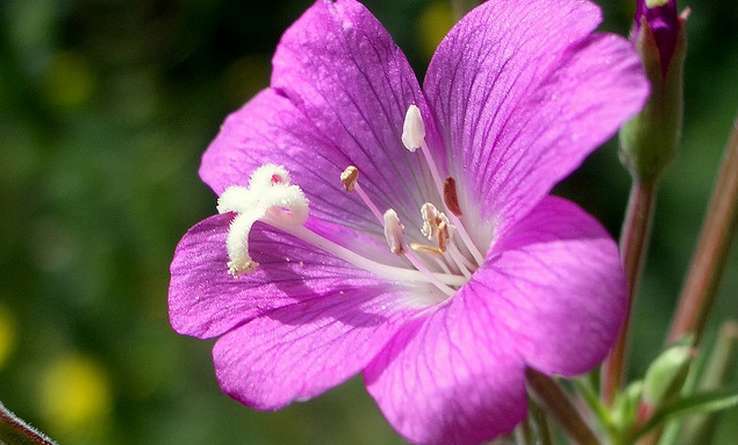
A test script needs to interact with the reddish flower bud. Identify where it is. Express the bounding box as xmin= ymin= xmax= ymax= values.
xmin=634 ymin=0 xmax=681 ymax=75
